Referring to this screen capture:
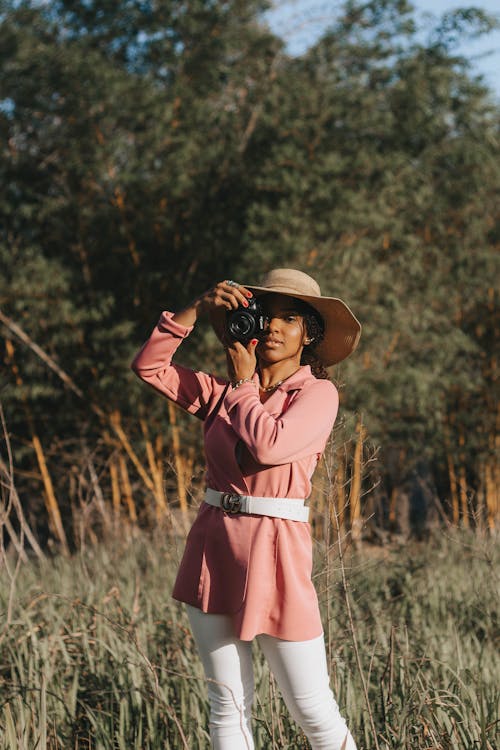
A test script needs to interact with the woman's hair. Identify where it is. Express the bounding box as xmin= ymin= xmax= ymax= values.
xmin=301 ymin=309 xmax=329 ymax=379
